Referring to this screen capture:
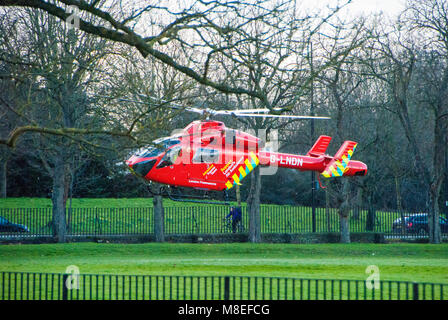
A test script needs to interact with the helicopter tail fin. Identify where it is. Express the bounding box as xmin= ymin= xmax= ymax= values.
xmin=307 ymin=135 xmax=332 ymax=157
xmin=321 ymin=141 xmax=358 ymax=178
